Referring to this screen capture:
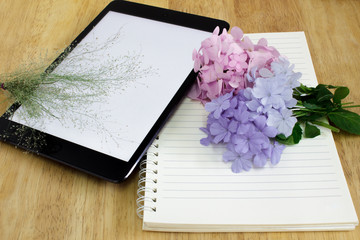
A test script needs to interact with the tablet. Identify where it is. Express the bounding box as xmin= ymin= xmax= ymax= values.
xmin=0 ymin=1 xmax=229 ymax=182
